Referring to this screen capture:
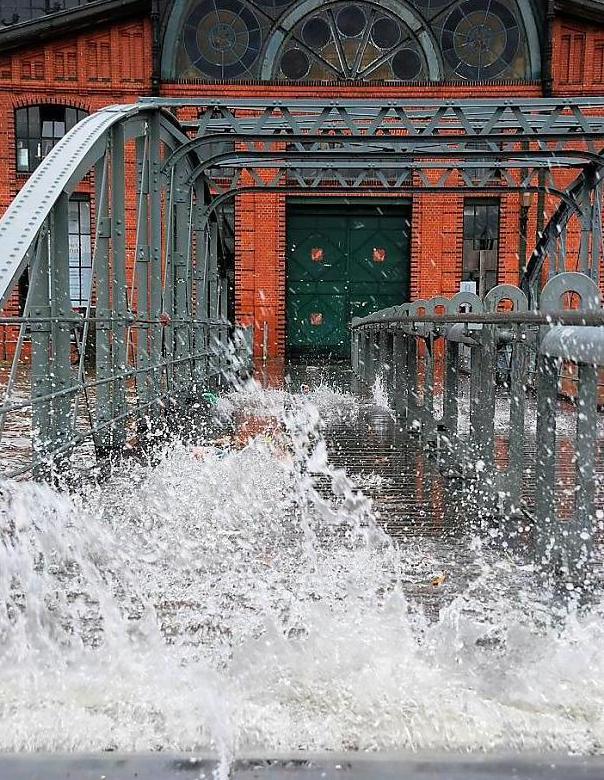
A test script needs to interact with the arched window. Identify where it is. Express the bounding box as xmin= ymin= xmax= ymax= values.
xmin=15 ymin=105 xmax=87 ymax=173
xmin=164 ymin=0 xmax=540 ymax=83
xmin=276 ymin=3 xmax=428 ymax=82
